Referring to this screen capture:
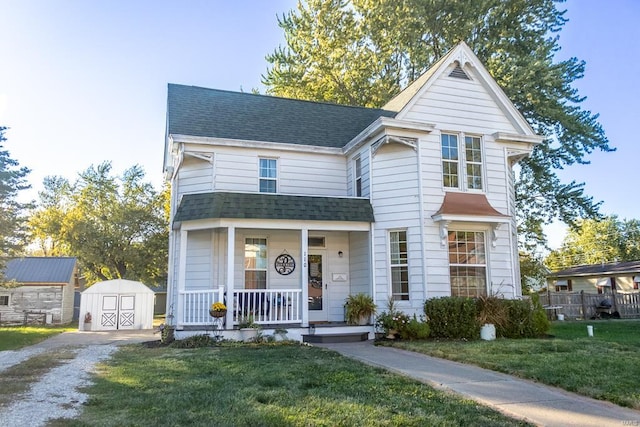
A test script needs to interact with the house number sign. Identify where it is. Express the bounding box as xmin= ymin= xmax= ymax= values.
xmin=274 ymin=253 xmax=296 ymax=275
